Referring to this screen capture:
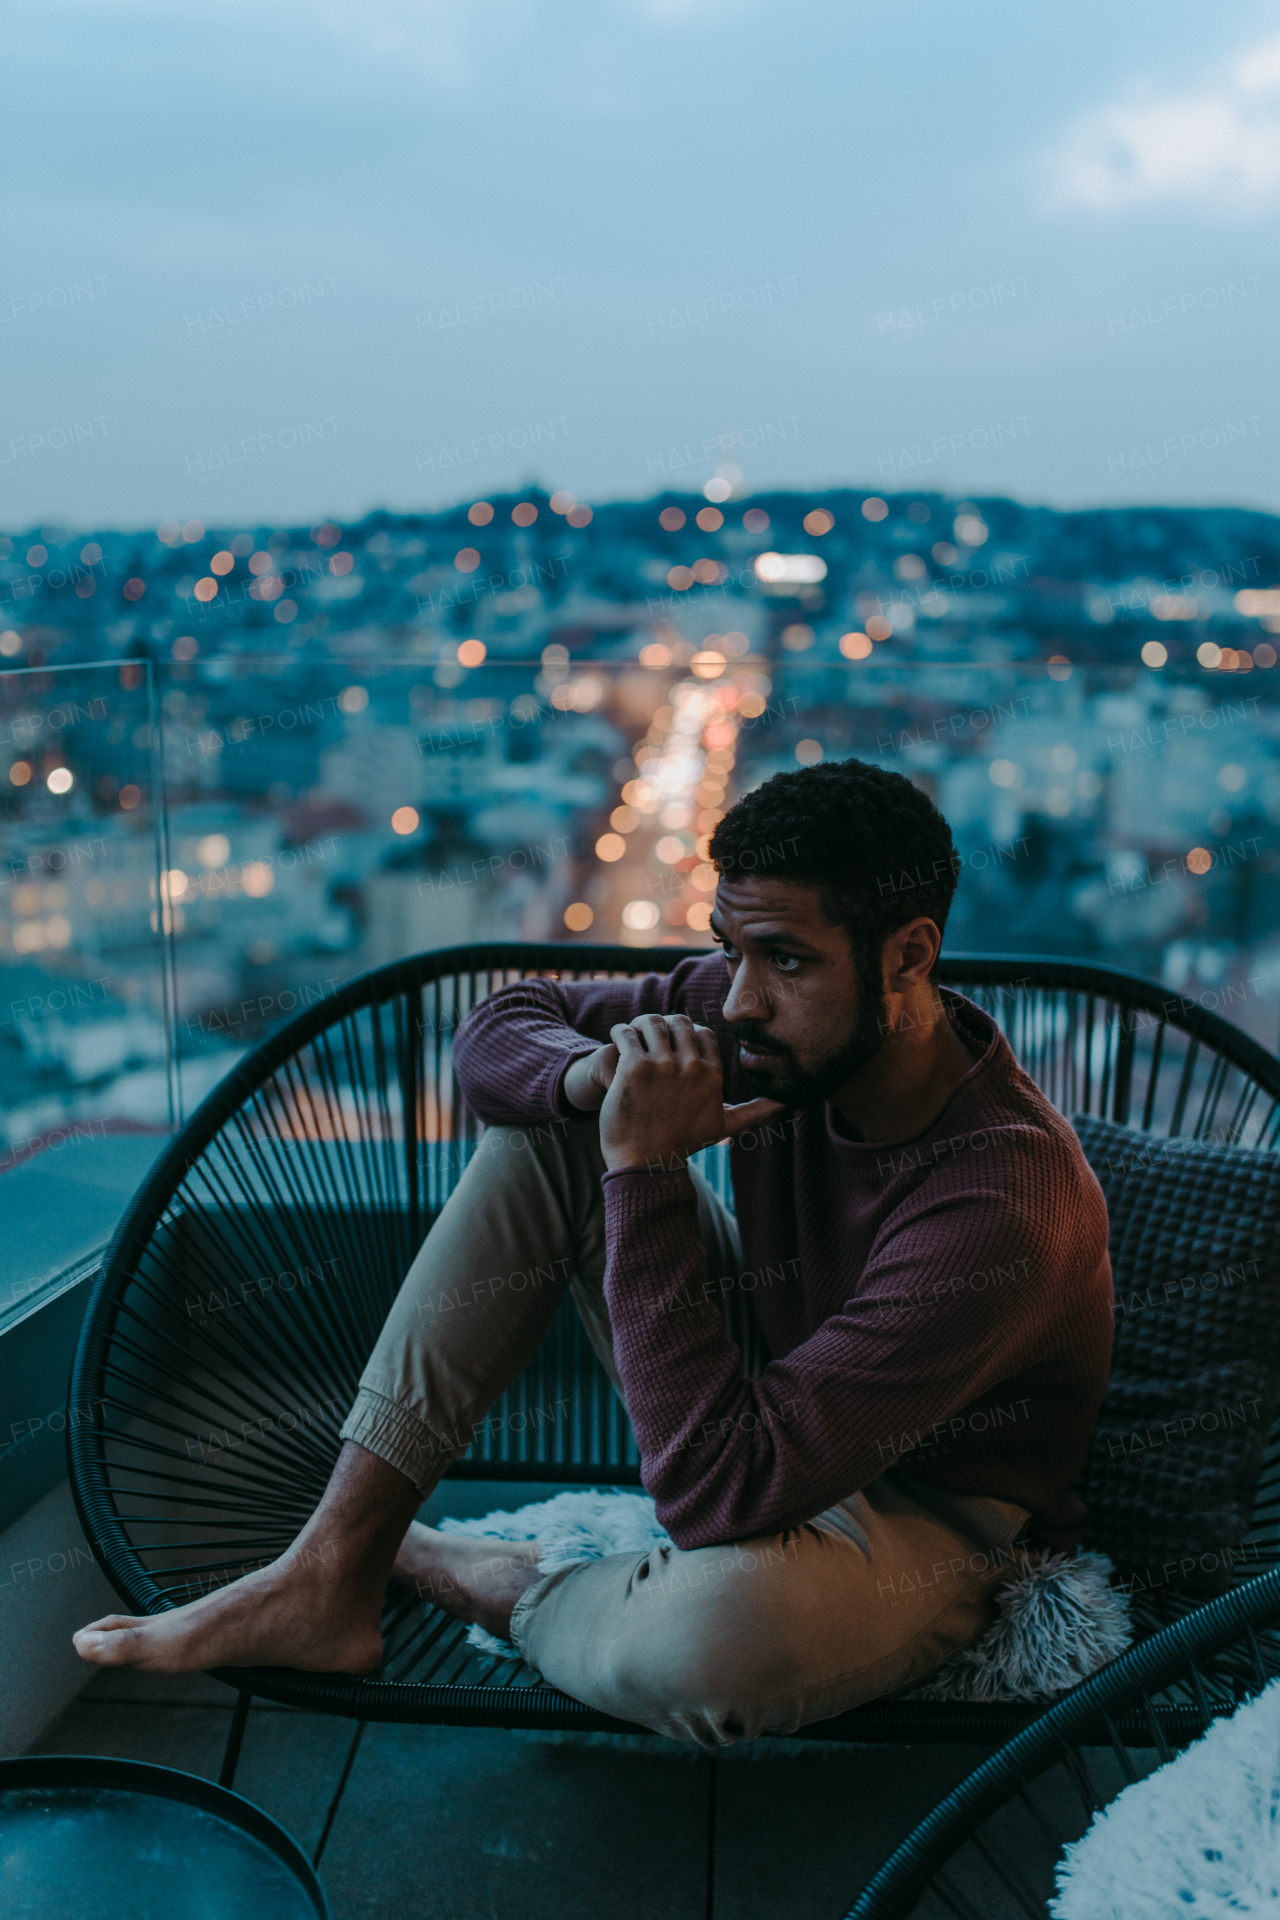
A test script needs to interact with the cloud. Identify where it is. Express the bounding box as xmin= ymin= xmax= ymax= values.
xmin=1046 ymin=34 xmax=1280 ymax=215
